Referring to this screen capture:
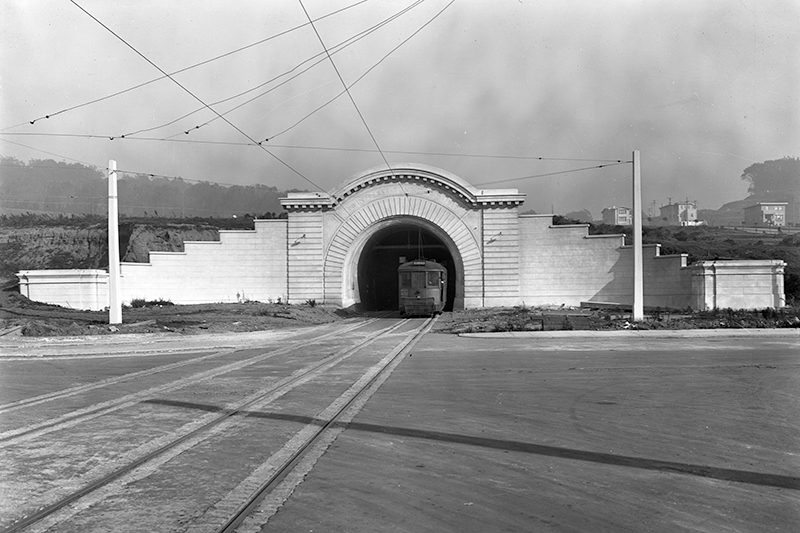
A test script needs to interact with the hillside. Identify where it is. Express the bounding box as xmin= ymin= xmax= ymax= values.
xmin=0 ymin=157 xmax=294 ymax=218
